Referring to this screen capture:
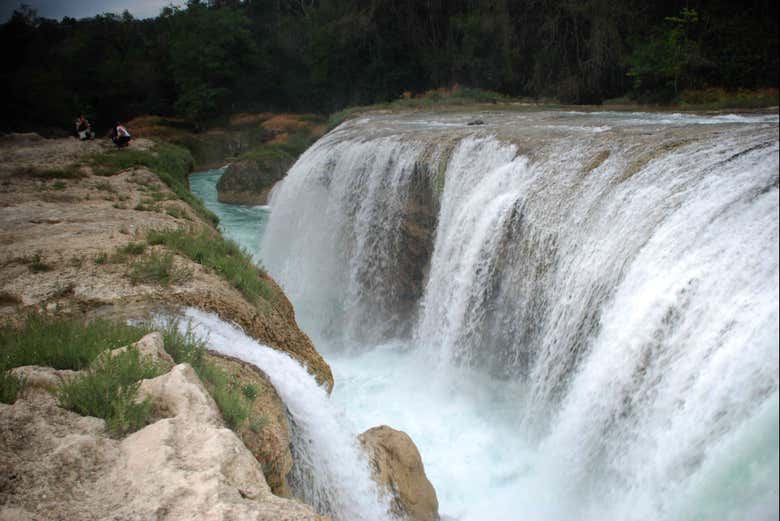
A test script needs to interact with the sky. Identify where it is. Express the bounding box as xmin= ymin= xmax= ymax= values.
xmin=0 ymin=0 xmax=187 ymax=23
